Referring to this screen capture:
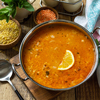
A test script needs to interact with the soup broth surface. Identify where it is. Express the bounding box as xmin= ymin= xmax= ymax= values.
xmin=22 ymin=23 xmax=95 ymax=89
